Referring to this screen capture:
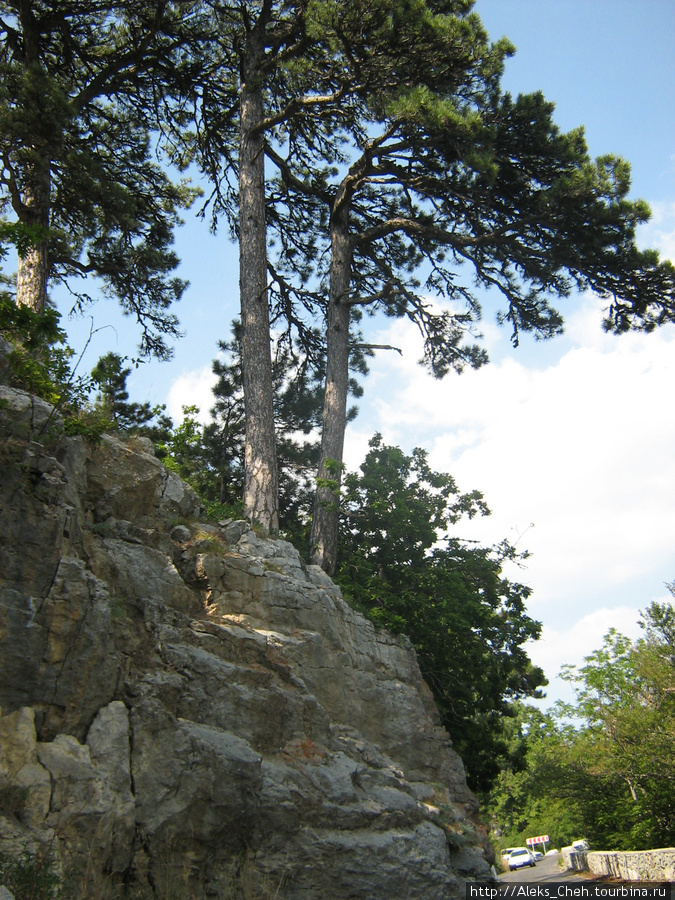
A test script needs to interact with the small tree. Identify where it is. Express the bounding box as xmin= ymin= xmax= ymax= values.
xmin=206 ymin=322 xmax=336 ymax=545
xmin=90 ymin=351 xmax=172 ymax=443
